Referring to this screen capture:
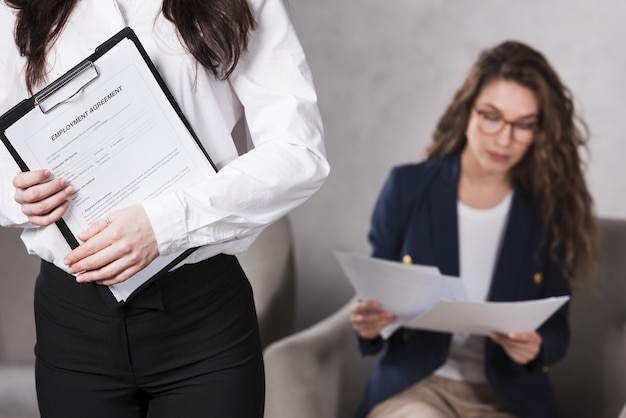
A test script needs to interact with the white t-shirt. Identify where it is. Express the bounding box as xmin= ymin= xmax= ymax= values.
xmin=434 ymin=192 xmax=512 ymax=383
